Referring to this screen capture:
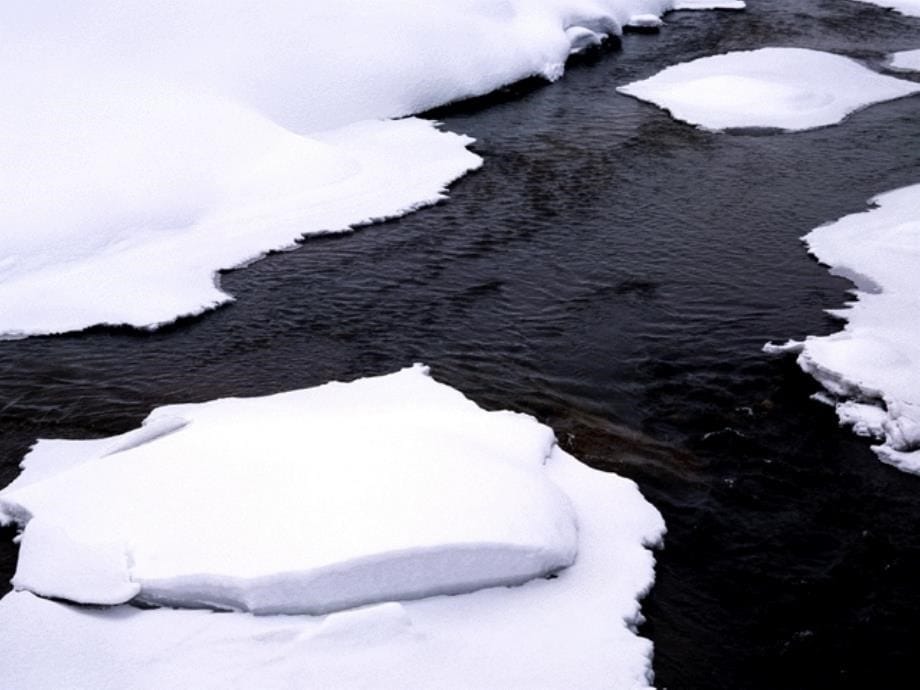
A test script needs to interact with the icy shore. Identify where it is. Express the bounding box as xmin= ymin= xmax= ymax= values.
xmin=0 ymin=366 xmax=665 ymax=688
xmin=765 ymin=185 xmax=920 ymax=474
